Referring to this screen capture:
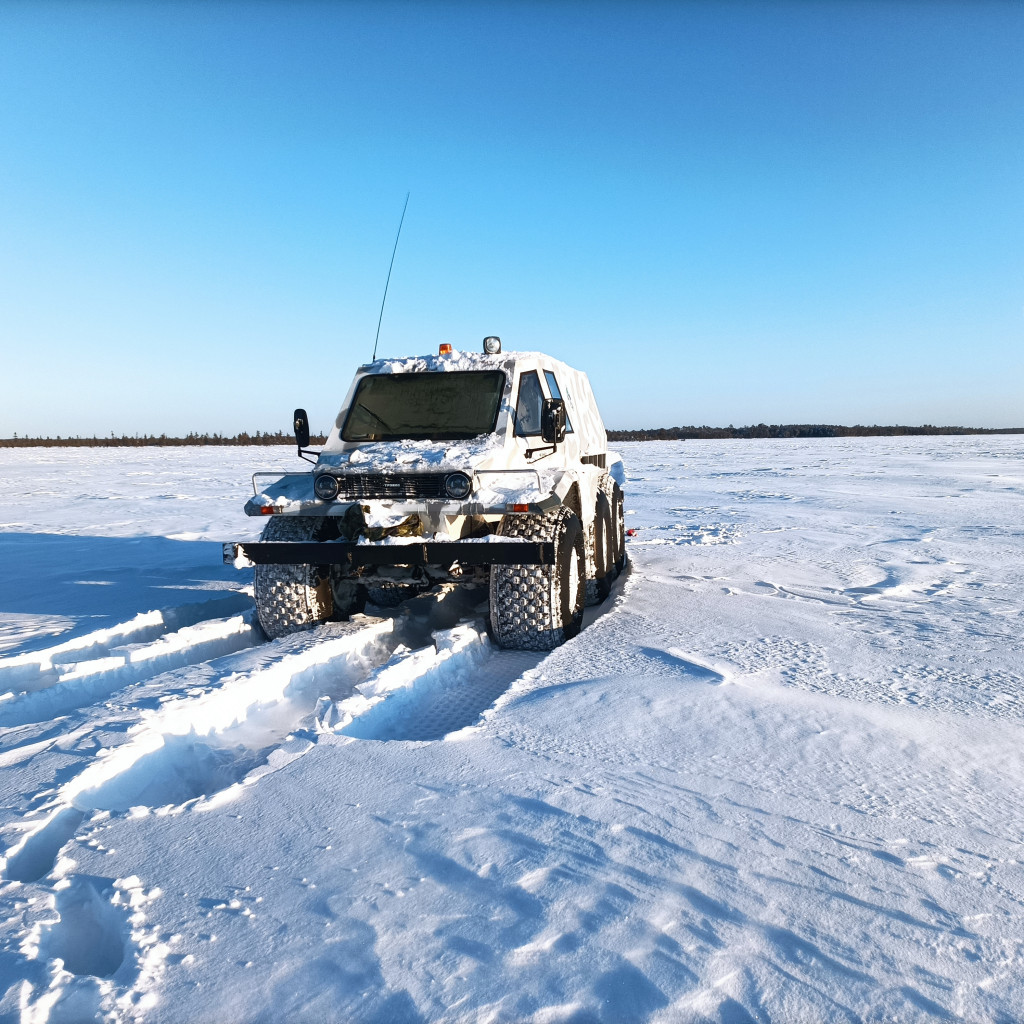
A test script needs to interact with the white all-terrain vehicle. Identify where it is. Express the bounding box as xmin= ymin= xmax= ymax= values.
xmin=224 ymin=338 xmax=625 ymax=649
